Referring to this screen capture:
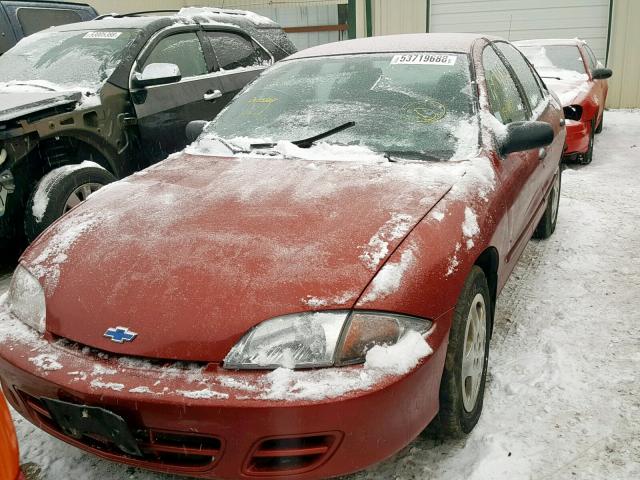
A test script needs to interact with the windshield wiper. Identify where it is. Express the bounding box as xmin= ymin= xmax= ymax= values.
xmin=6 ymin=82 xmax=59 ymax=92
xmin=250 ymin=121 xmax=356 ymax=150
xmin=541 ymin=76 xmax=562 ymax=80
xmin=209 ymin=135 xmax=250 ymax=154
